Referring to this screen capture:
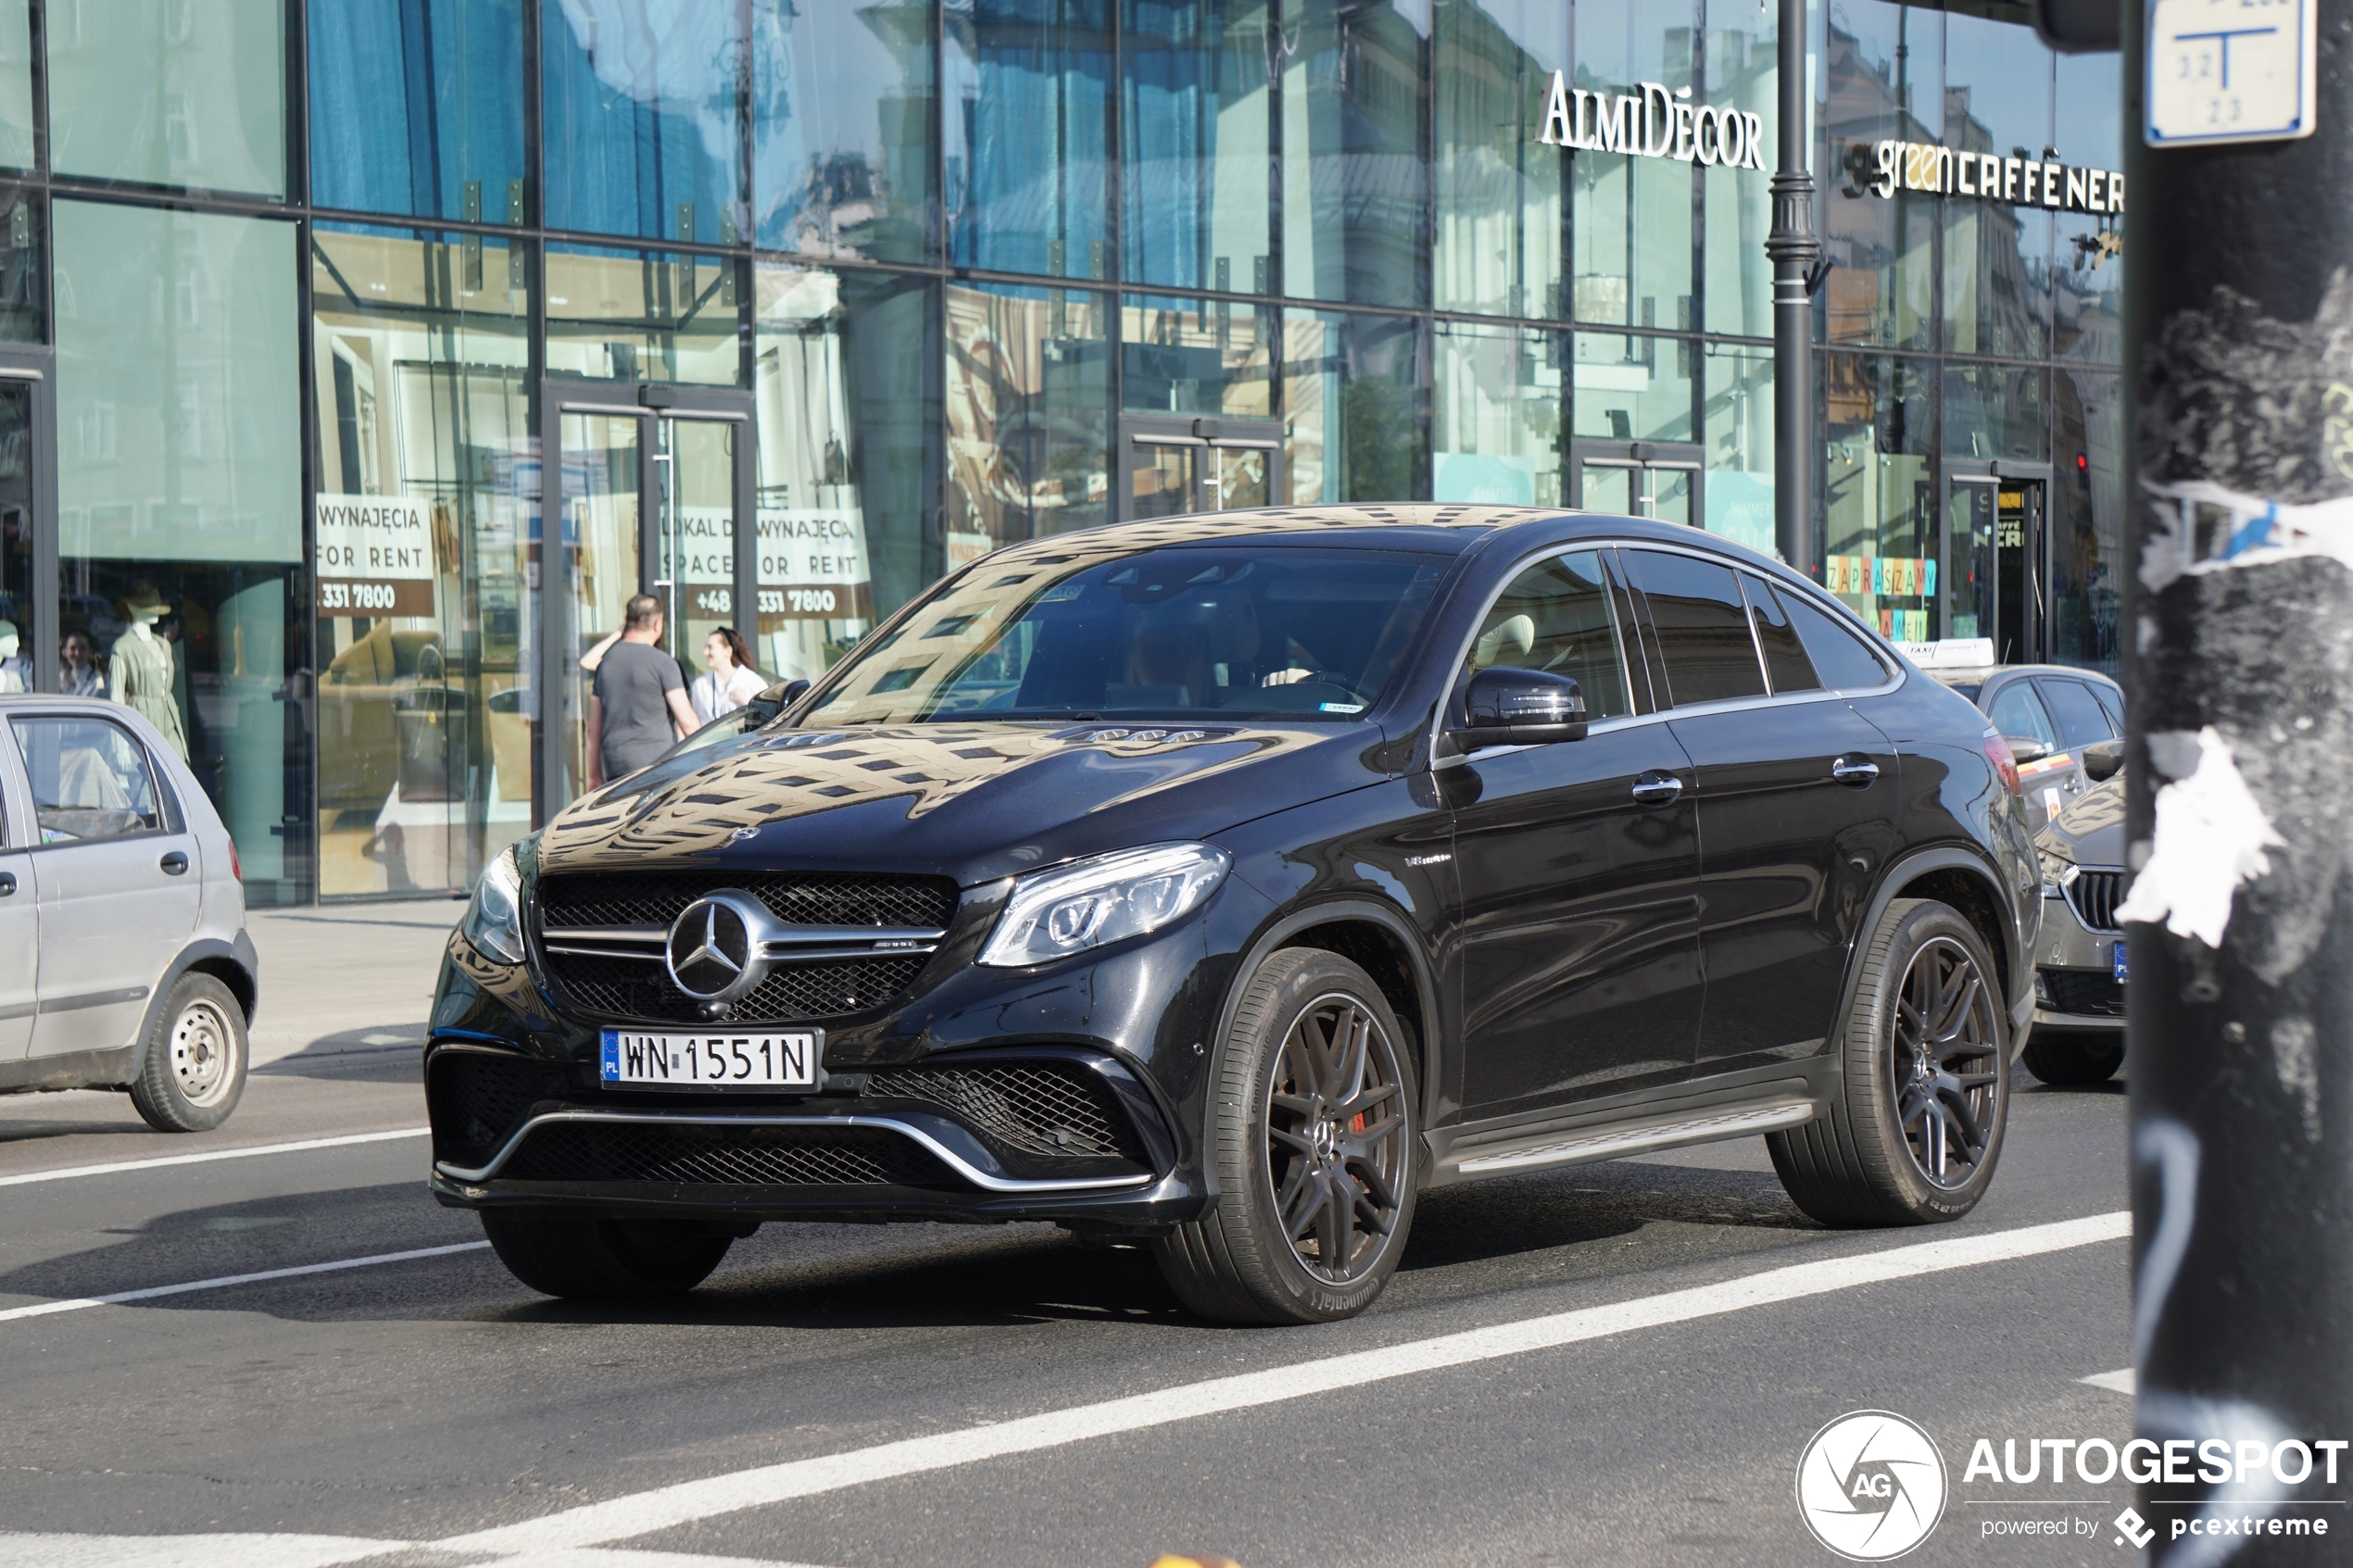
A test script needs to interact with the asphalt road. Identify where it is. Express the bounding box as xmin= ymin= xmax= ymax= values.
xmin=0 ymin=996 xmax=2148 ymax=1568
